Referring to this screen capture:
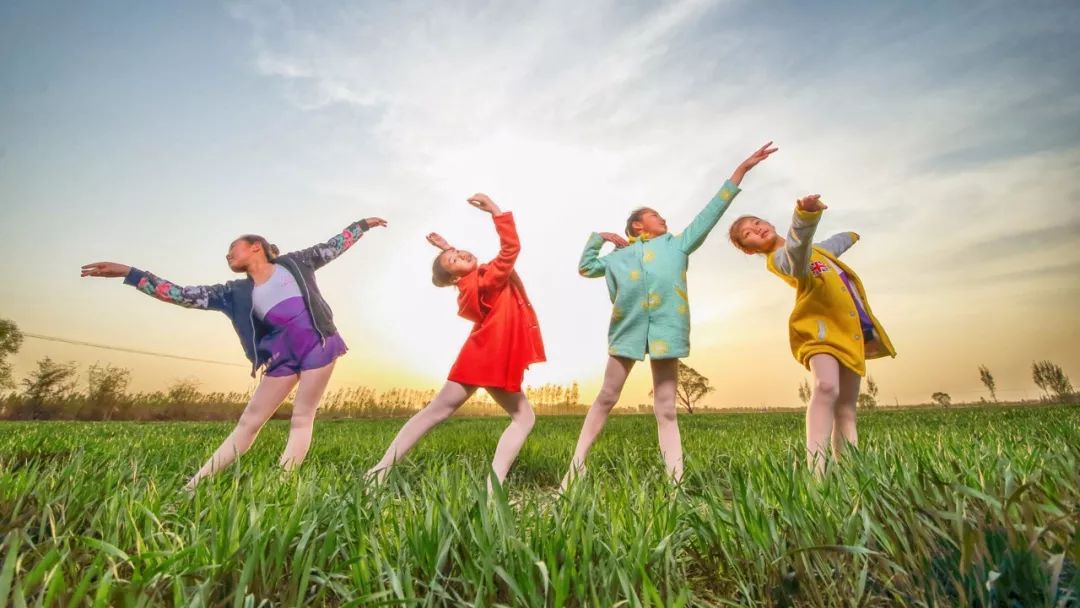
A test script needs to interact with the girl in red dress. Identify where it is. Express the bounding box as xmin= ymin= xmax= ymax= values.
xmin=368 ymin=193 xmax=545 ymax=486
